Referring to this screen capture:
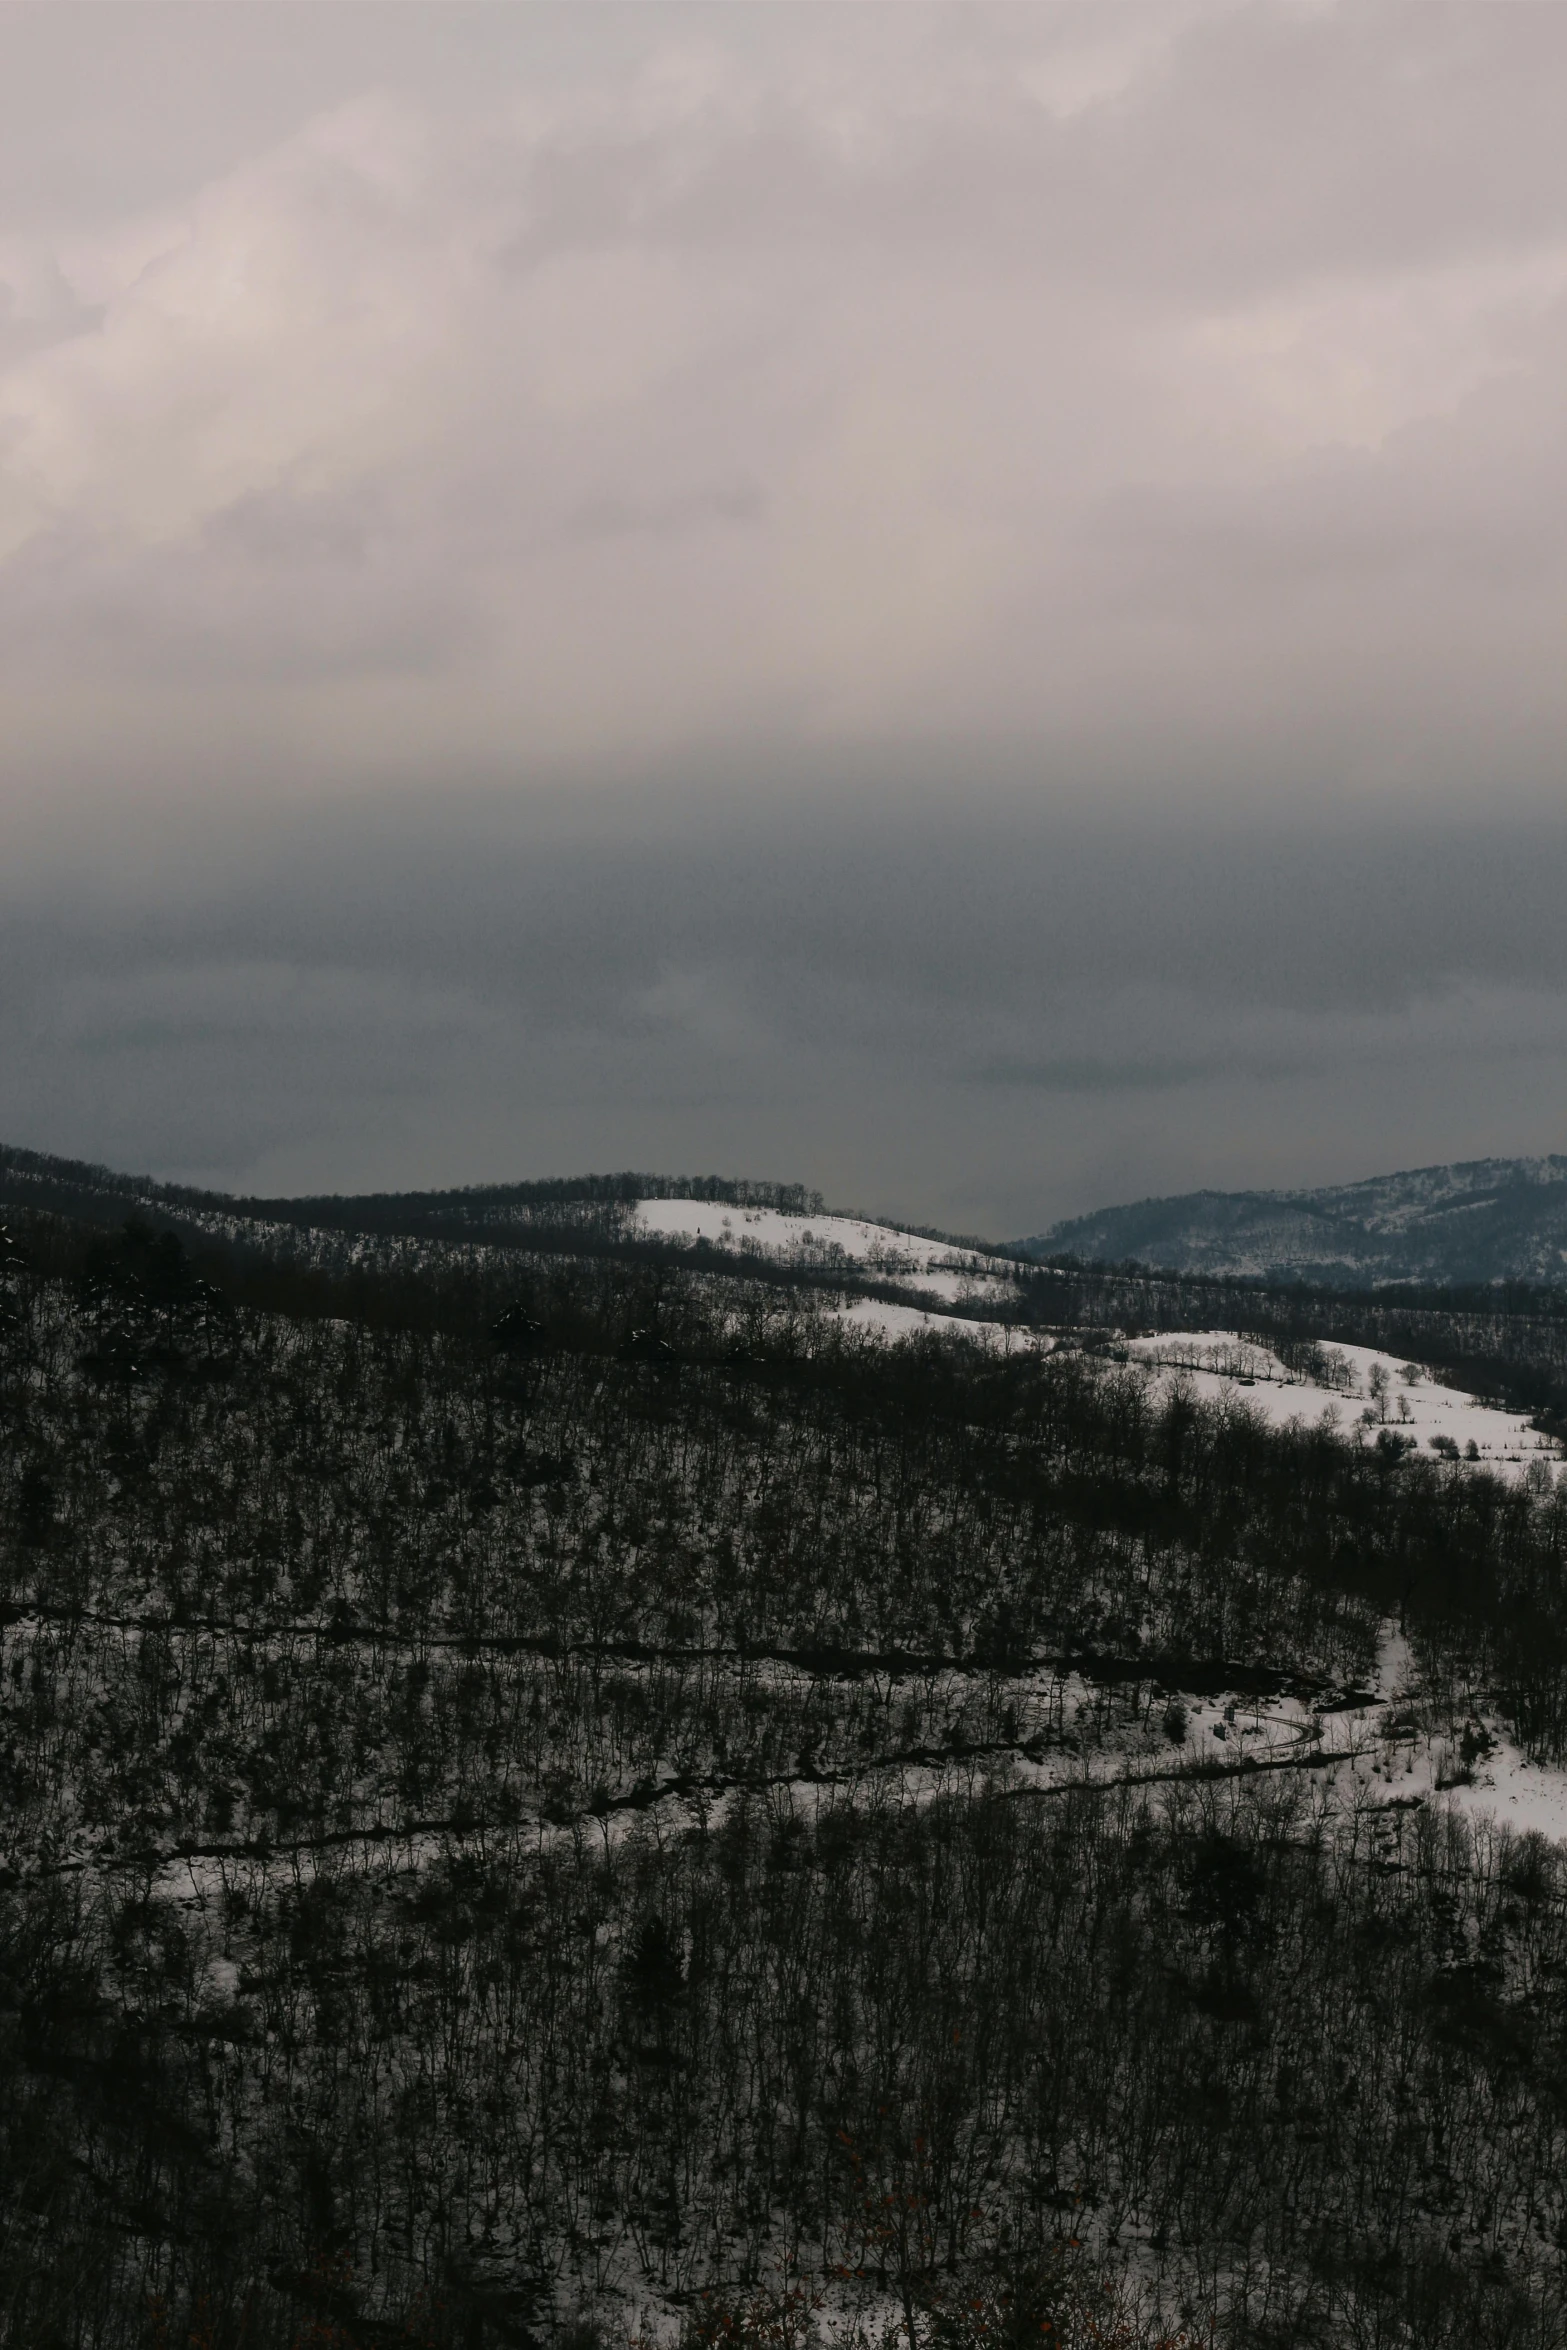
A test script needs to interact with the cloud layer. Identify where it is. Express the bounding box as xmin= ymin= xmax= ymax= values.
xmin=8 ymin=794 xmax=1567 ymax=1235
xmin=4 ymin=1 xmax=1567 ymax=794
xmin=4 ymin=3 xmax=1567 ymax=1221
